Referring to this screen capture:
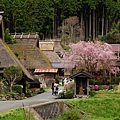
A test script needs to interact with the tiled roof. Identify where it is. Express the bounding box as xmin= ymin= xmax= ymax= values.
xmin=34 ymin=68 xmax=58 ymax=73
